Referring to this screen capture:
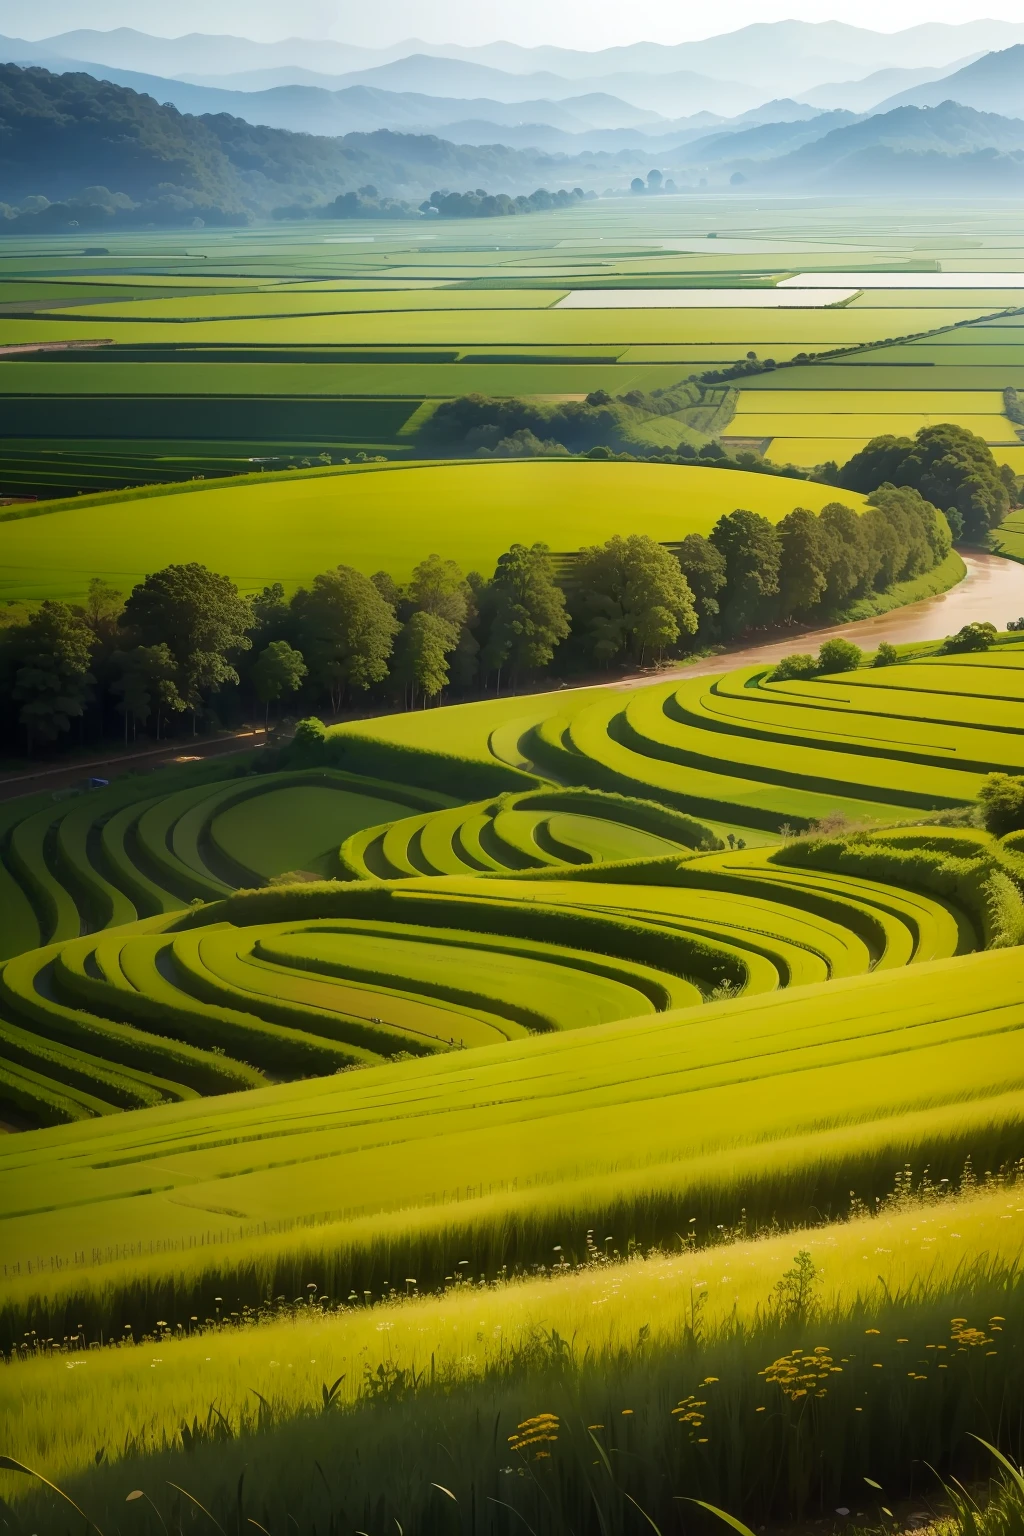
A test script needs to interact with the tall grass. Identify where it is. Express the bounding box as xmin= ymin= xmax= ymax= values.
xmin=3 ymin=1186 xmax=1021 ymax=1493
xmin=4 ymin=1214 xmax=1022 ymax=1534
